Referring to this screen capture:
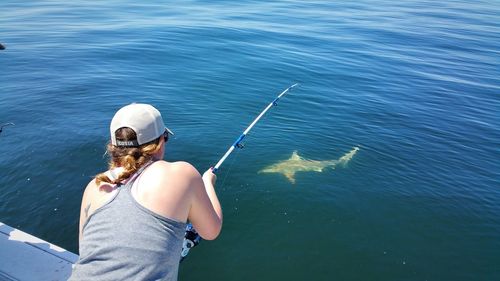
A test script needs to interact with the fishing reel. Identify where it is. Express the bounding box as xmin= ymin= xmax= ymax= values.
xmin=180 ymin=224 xmax=201 ymax=262
xmin=236 ymin=142 xmax=245 ymax=149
